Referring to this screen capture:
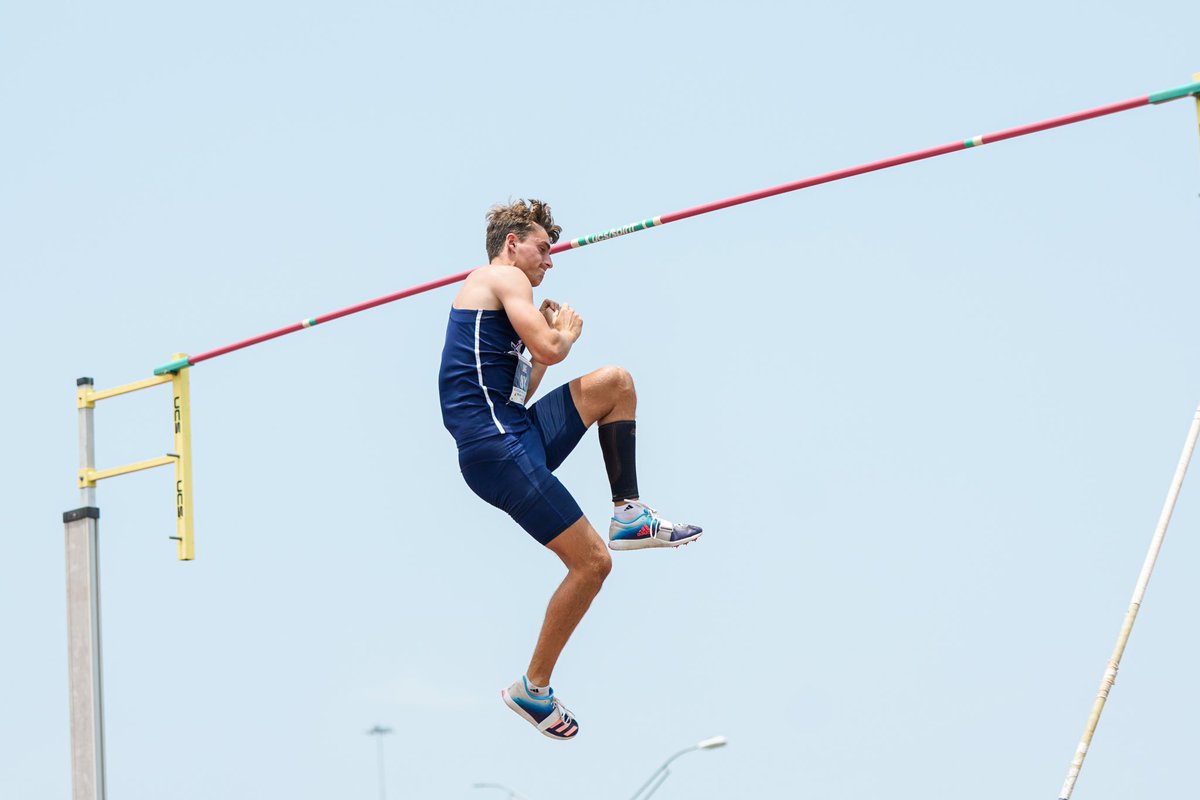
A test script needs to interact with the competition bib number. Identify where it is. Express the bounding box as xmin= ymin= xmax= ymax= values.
xmin=509 ymin=348 xmax=533 ymax=405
